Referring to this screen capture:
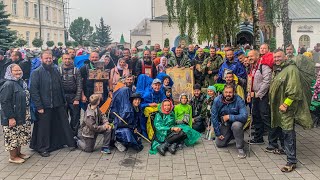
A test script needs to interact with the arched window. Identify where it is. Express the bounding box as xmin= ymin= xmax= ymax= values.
xmin=299 ymin=35 xmax=310 ymax=48
xmin=135 ymin=40 xmax=143 ymax=48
